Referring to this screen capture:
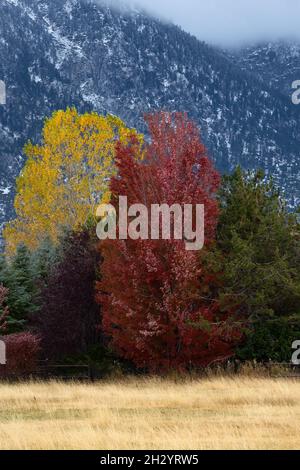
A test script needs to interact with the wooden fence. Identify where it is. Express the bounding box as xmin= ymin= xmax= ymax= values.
xmin=0 ymin=361 xmax=299 ymax=382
